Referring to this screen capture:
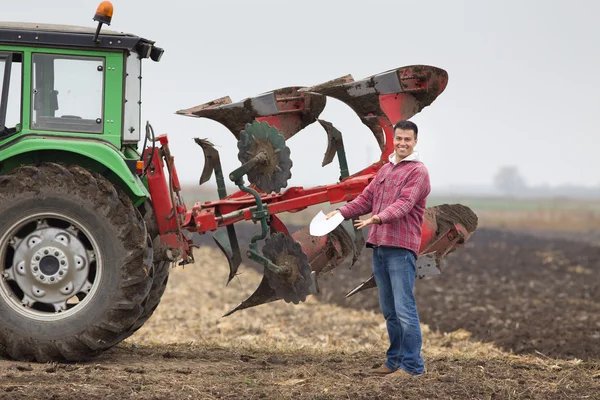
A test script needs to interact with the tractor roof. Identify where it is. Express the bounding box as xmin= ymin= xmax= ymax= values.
xmin=0 ymin=21 xmax=161 ymax=58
